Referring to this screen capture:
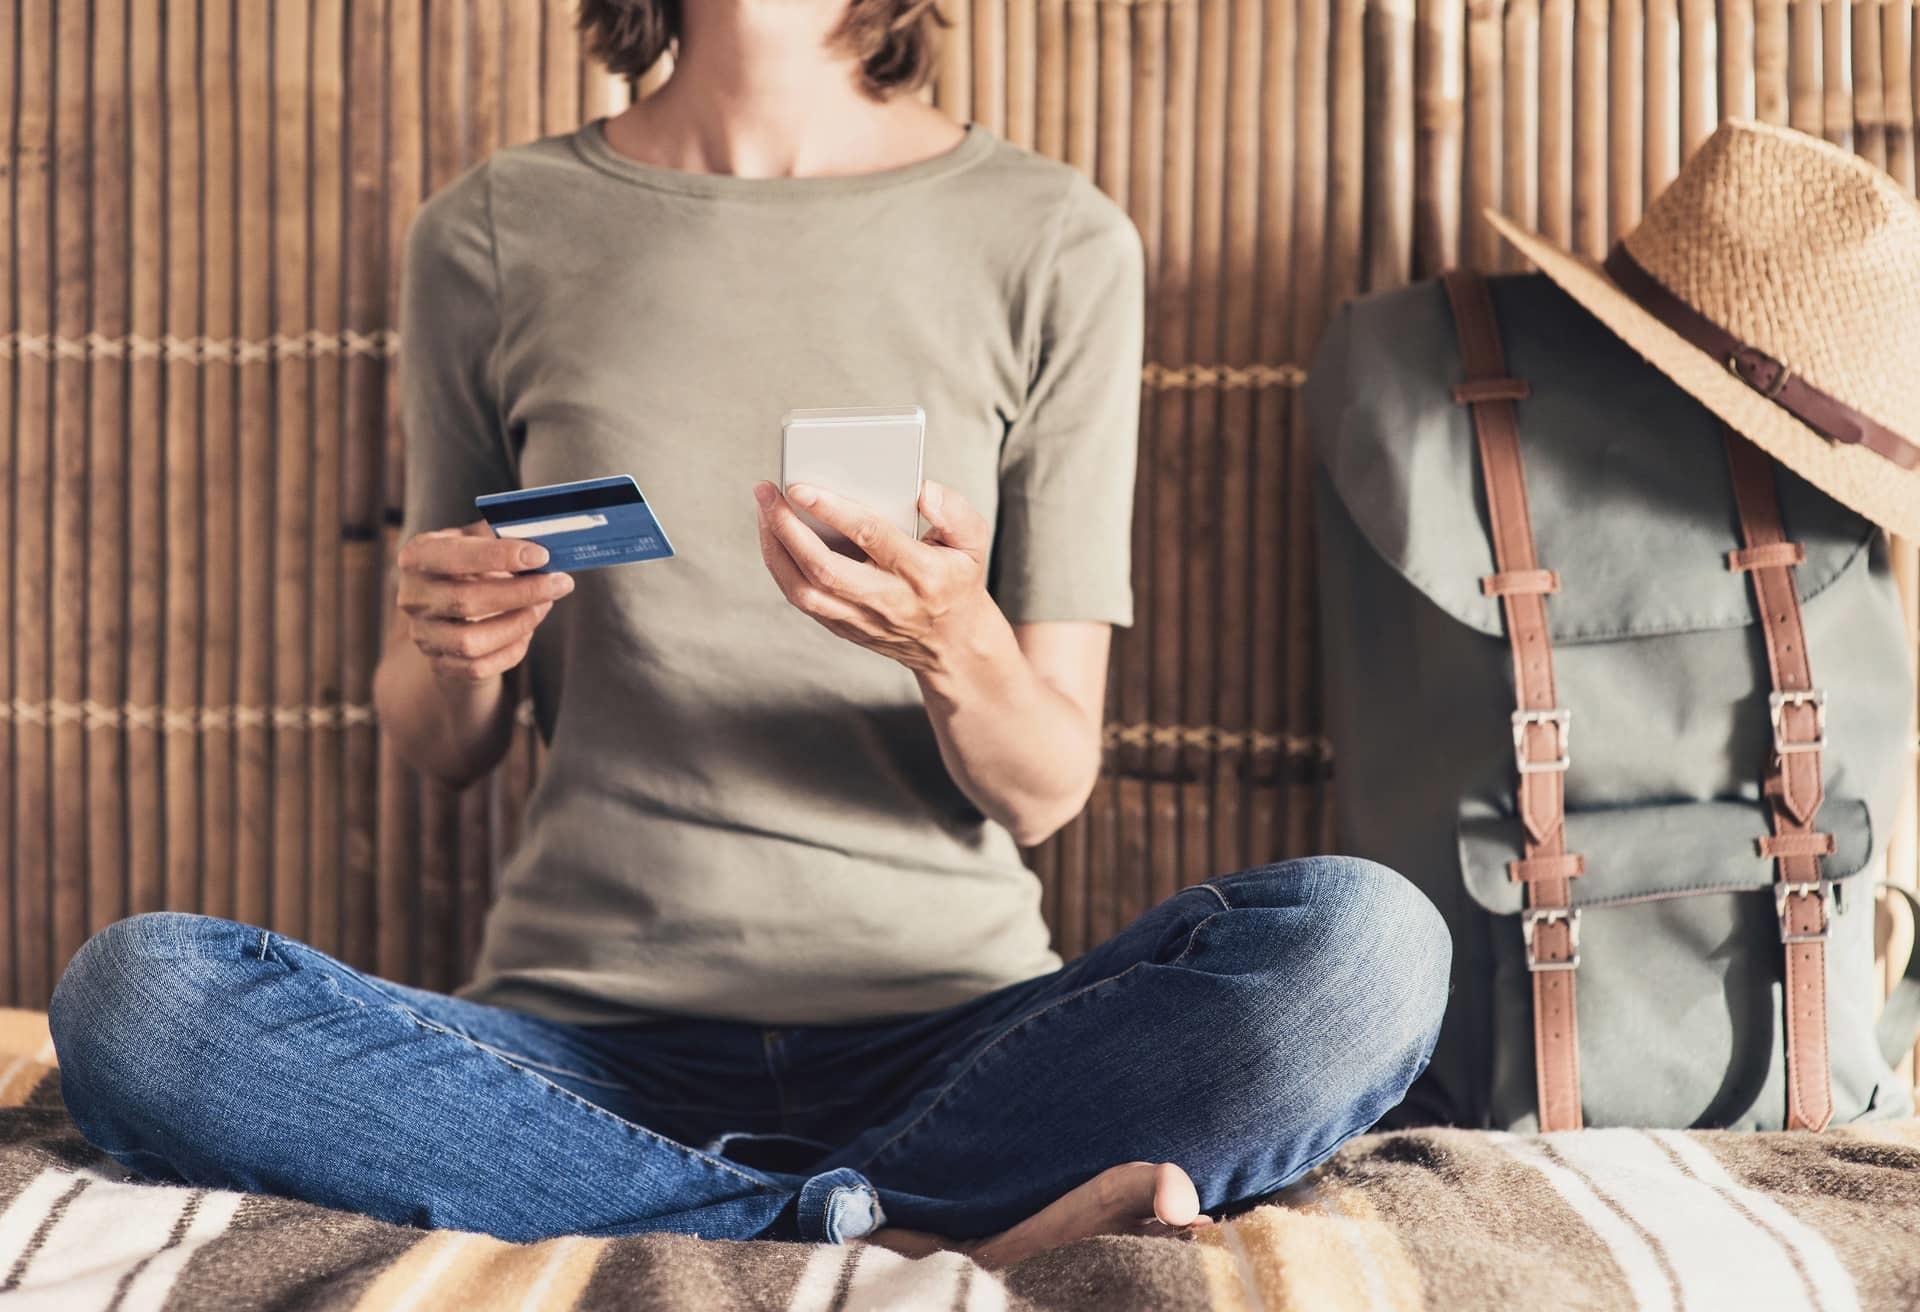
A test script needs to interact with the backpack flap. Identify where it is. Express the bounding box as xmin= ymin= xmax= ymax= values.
xmin=1308 ymin=274 xmax=1875 ymax=645
xmin=1456 ymin=798 xmax=1875 ymax=915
